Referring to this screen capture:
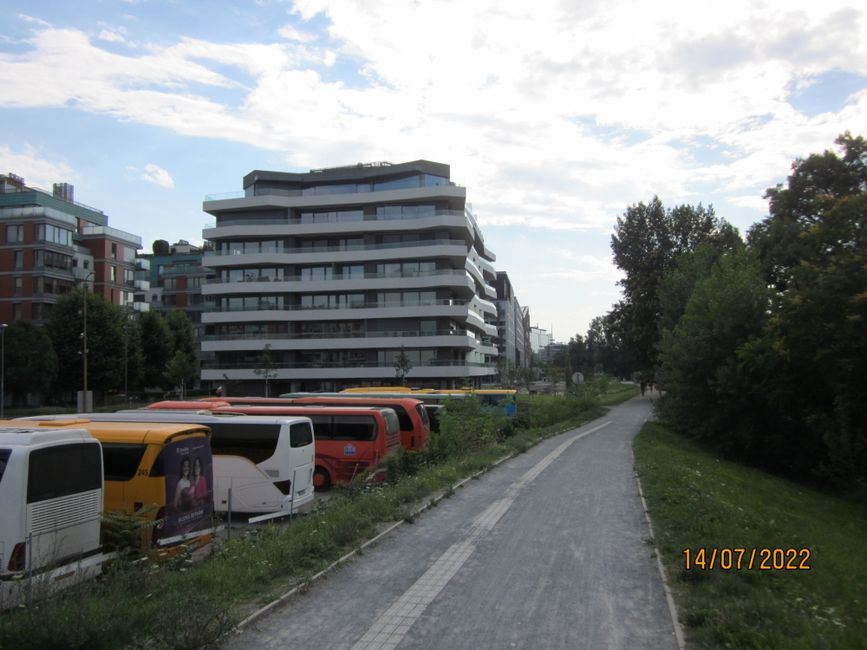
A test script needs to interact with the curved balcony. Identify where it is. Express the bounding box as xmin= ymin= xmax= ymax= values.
xmin=203 ymin=239 xmax=470 ymax=267
xmin=202 ymin=299 xmax=473 ymax=324
xmin=202 ymin=330 xmax=477 ymax=352
xmin=203 ymin=211 xmax=473 ymax=240
xmin=201 ymin=269 xmax=476 ymax=299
